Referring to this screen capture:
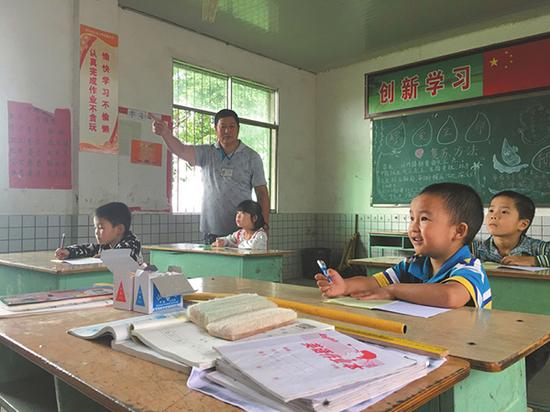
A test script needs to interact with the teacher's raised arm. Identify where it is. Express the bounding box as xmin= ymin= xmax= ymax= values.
xmin=151 ymin=114 xmax=197 ymax=165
